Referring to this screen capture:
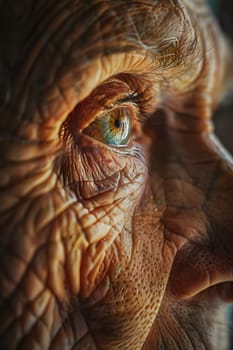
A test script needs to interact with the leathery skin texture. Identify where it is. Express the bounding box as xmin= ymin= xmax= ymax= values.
xmin=0 ymin=0 xmax=233 ymax=349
